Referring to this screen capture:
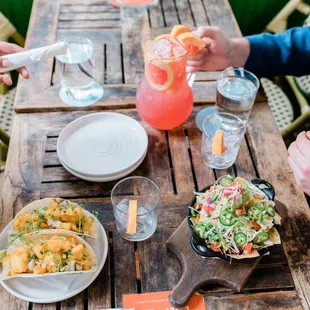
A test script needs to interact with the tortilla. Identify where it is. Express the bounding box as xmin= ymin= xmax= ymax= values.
xmin=12 ymin=198 xmax=100 ymax=239
xmin=228 ymin=249 xmax=260 ymax=259
xmin=0 ymin=229 xmax=97 ymax=281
